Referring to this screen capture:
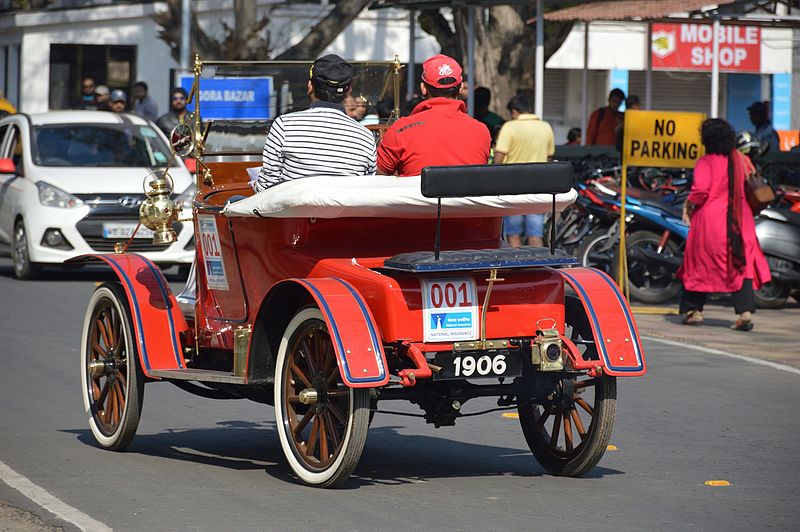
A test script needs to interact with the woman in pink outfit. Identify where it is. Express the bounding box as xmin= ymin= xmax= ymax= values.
xmin=677 ymin=119 xmax=771 ymax=330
